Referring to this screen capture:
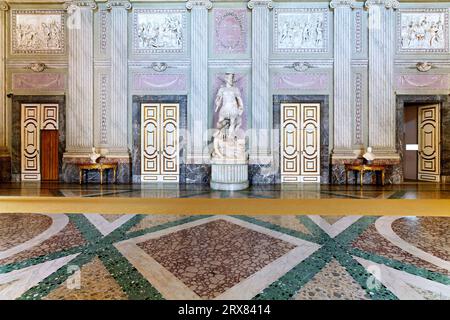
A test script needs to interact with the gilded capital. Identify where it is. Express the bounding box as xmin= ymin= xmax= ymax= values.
xmin=0 ymin=1 xmax=9 ymax=11
xmin=106 ymin=1 xmax=132 ymax=10
xmin=64 ymin=1 xmax=98 ymax=11
xmin=329 ymin=0 xmax=356 ymax=9
xmin=186 ymin=0 xmax=213 ymax=10
xmin=247 ymin=0 xmax=273 ymax=10
xmin=364 ymin=0 xmax=399 ymax=10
